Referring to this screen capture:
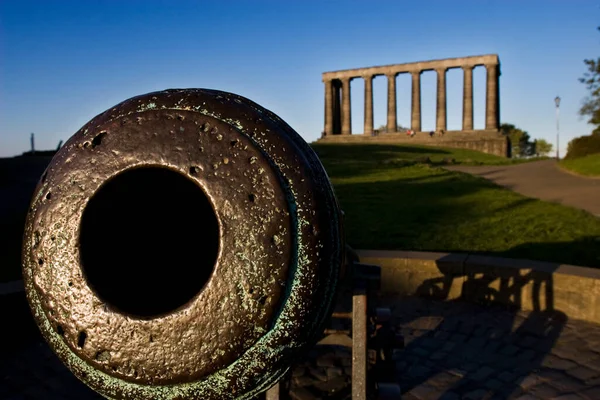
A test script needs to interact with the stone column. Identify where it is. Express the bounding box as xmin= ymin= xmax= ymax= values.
xmin=341 ymin=77 xmax=352 ymax=135
xmin=410 ymin=71 xmax=421 ymax=132
xmin=364 ymin=75 xmax=373 ymax=136
xmin=485 ymin=64 xmax=499 ymax=130
xmin=462 ymin=66 xmax=474 ymax=131
xmin=386 ymin=73 xmax=397 ymax=133
xmin=436 ymin=68 xmax=447 ymax=131
xmin=324 ymin=79 xmax=333 ymax=136
xmin=332 ymin=80 xmax=341 ymax=134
